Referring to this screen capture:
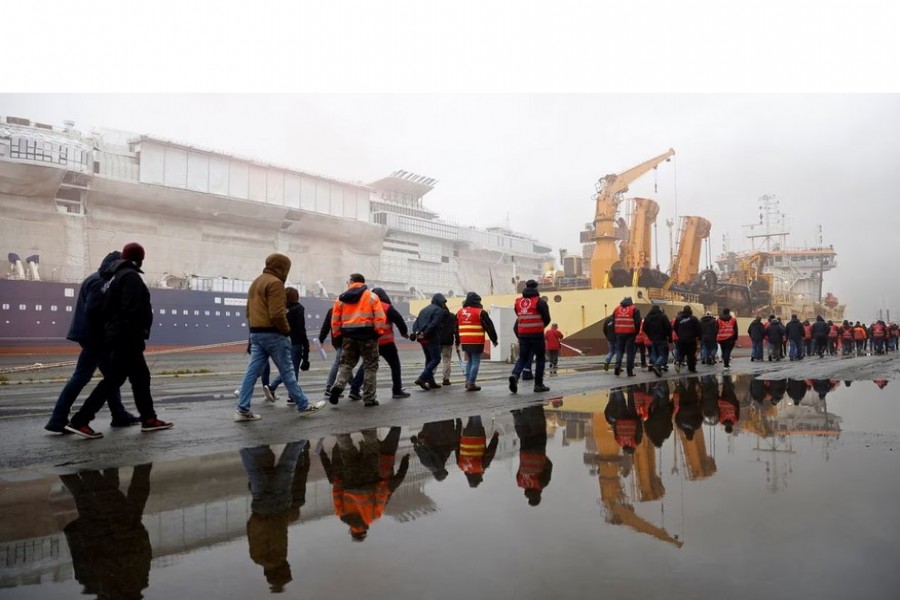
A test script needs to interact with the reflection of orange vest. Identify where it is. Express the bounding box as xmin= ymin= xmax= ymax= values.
xmin=718 ymin=400 xmax=737 ymax=424
xmin=458 ymin=434 xmax=486 ymax=474
xmin=614 ymin=305 xmax=637 ymax=334
xmin=515 ymin=297 xmax=544 ymax=335
xmin=716 ymin=317 xmax=736 ymax=342
xmin=614 ymin=419 xmax=638 ymax=448
xmin=517 ymin=451 xmax=547 ymax=490
xmin=457 ymin=307 xmax=485 ymax=345
xmin=333 ymin=481 xmax=390 ymax=527
xmin=634 ymin=390 xmax=653 ymax=421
